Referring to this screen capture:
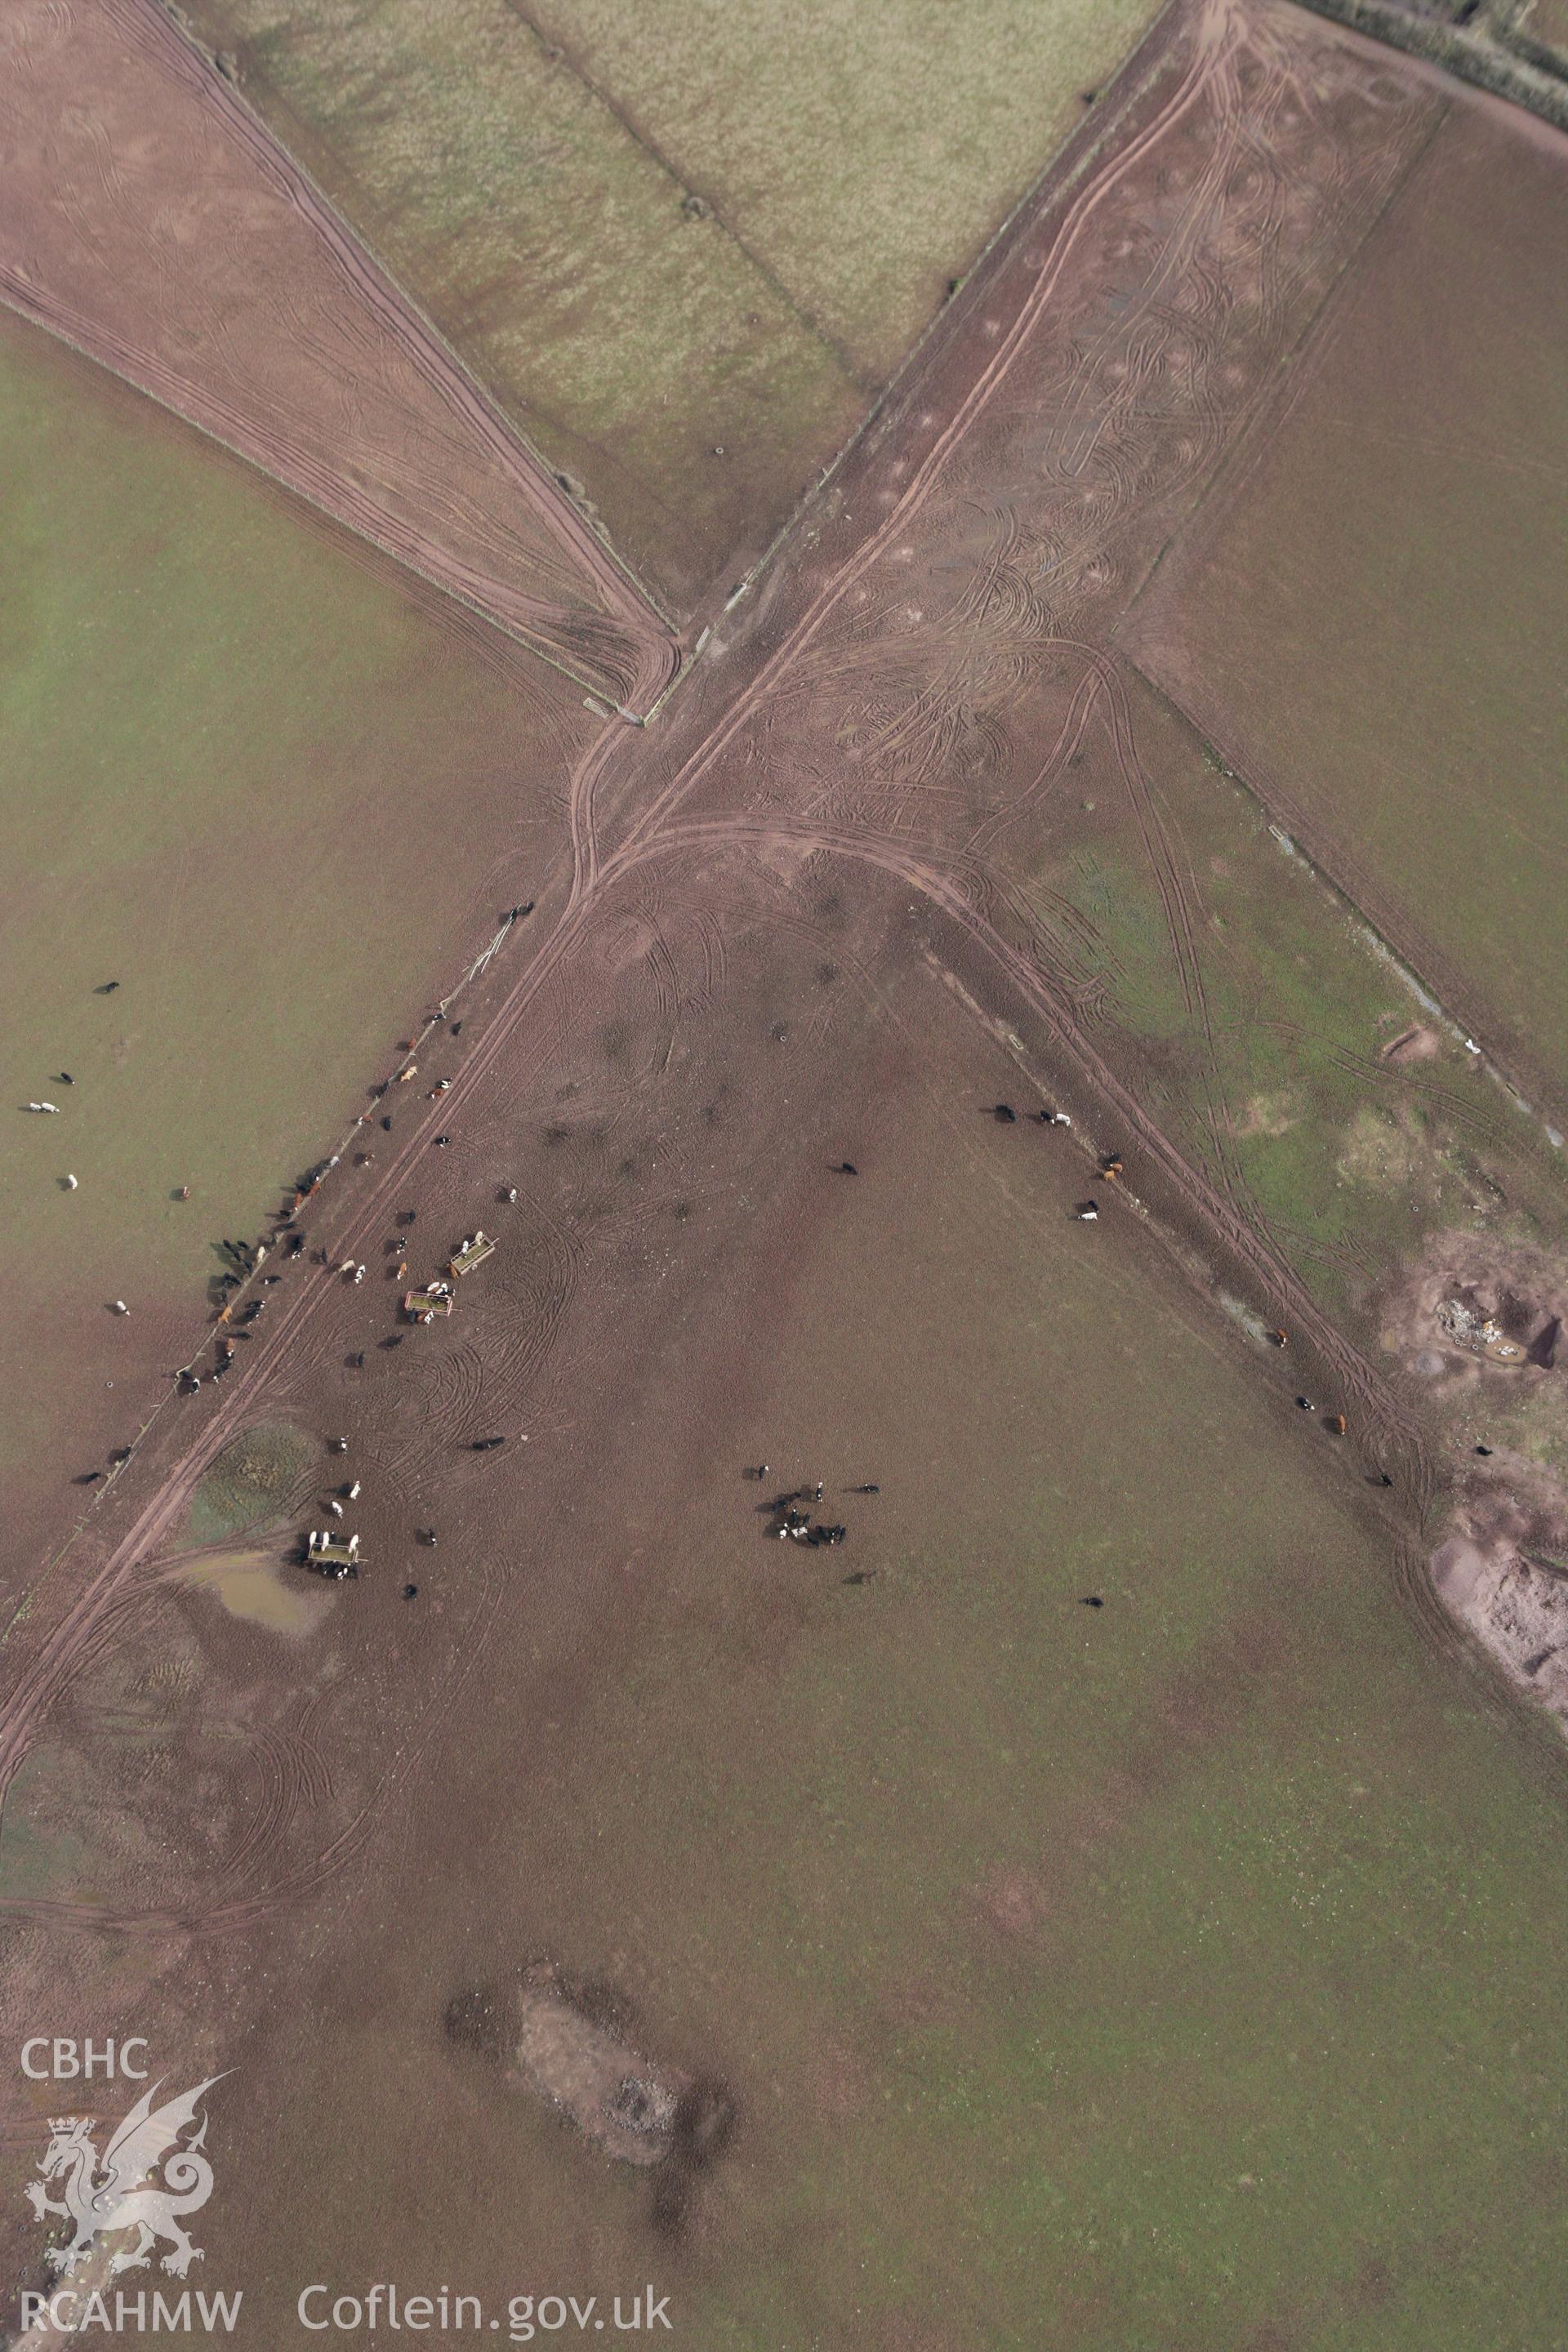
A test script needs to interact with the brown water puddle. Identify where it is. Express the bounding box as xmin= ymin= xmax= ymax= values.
xmin=178 ymin=1549 xmax=332 ymax=1638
